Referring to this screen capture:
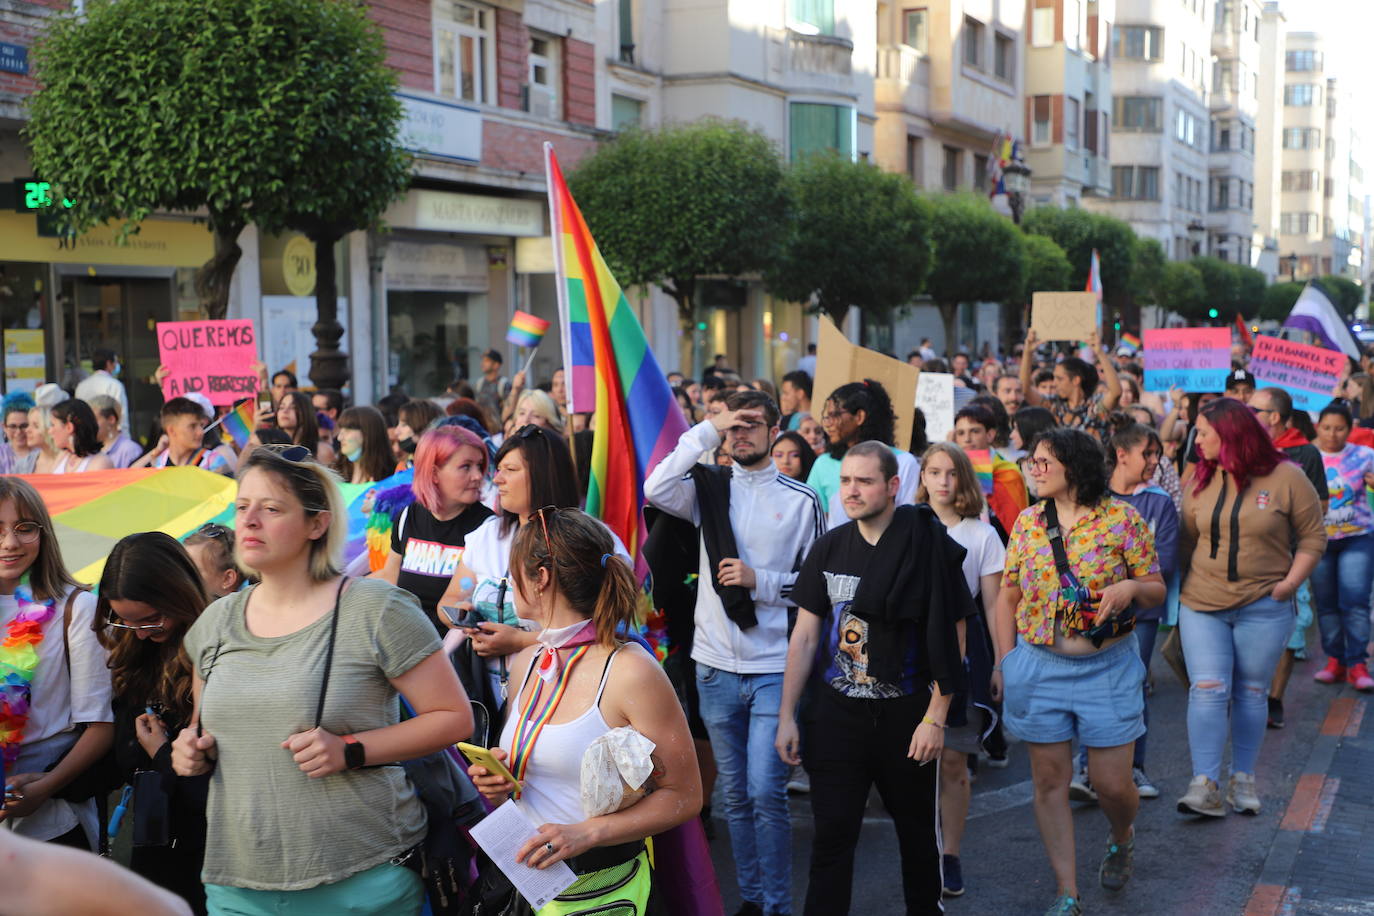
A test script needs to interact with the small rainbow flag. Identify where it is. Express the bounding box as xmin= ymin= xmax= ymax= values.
xmin=1119 ymin=332 xmax=1142 ymax=355
xmin=967 ymin=449 xmax=995 ymax=495
xmin=220 ymin=398 xmax=256 ymax=450
xmin=506 ymin=310 xmax=551 ymax=349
